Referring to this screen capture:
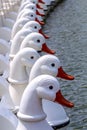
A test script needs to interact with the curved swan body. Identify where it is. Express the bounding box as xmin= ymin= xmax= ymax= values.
xmin=29 ymin=55 xmax=74 ymax=127
xmin=16 ymin=75 xmax=71 ymax=130
xmin=8 ymin=48 xmax=40 ymax=107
